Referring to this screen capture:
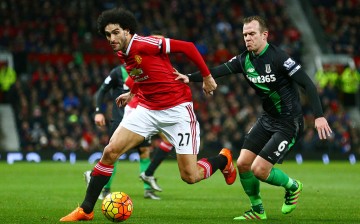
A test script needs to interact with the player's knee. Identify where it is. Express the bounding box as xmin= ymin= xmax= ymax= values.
xmin=251 ymin=165 xmax=268 ymax=181
xmin=102 ymin=144 xmax=120 ymax=164
xmin=237 ymin=158 xmax=251 ymax=173
xmin=180 ymin=173 xmax=197 ymax=184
